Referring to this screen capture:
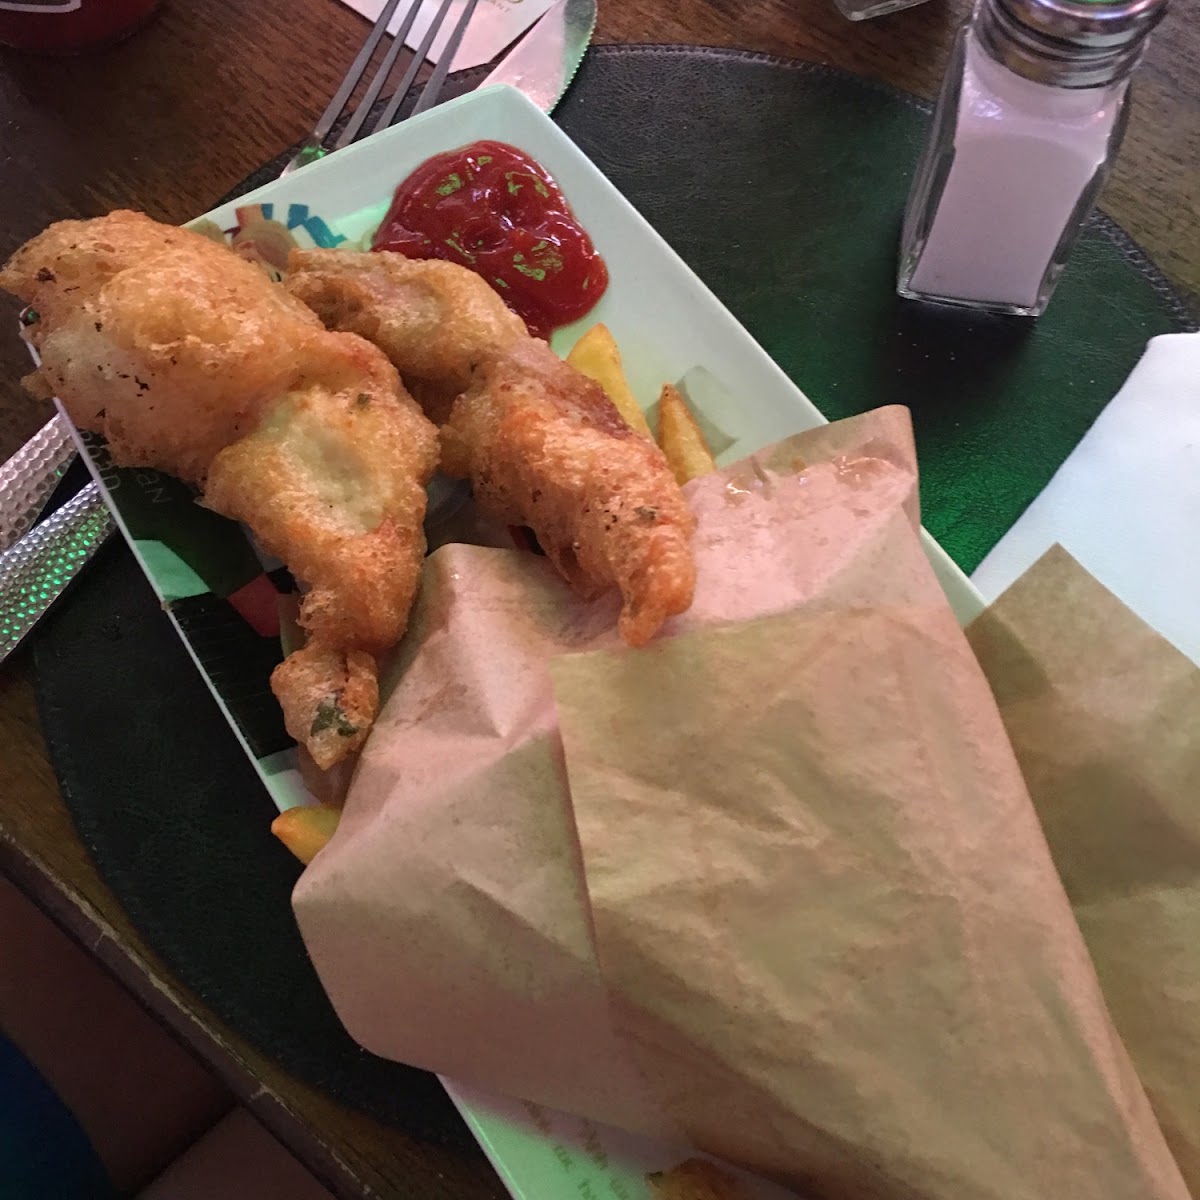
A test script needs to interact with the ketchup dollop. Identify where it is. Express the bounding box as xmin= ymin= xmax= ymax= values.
xmin=371 ymin=140 xmax=608 ymax=339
